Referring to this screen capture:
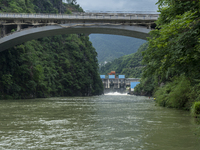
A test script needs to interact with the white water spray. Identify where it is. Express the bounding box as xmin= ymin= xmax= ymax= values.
xmin=104 ymin=92 xmax=127 ymax=95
